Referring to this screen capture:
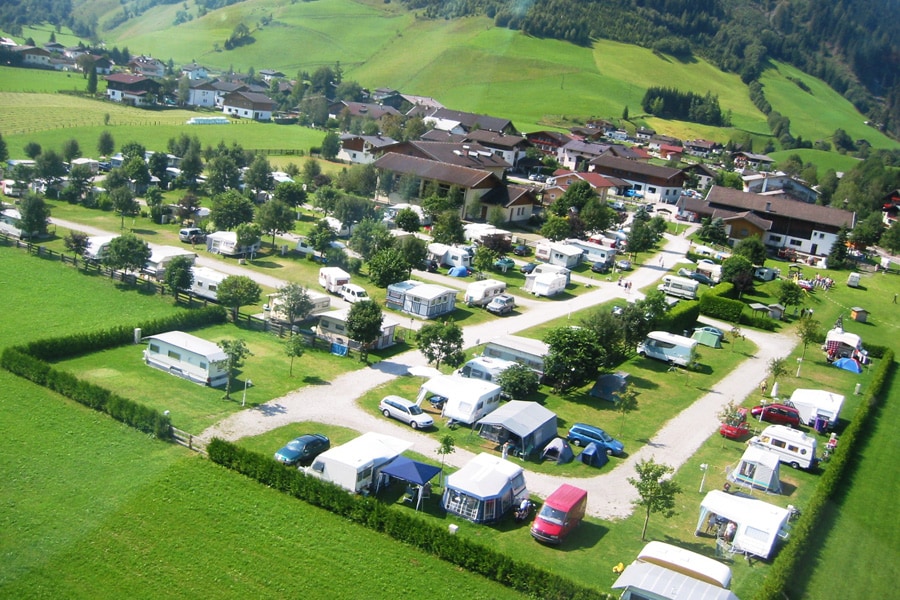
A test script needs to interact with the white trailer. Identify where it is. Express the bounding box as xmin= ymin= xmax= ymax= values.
xmin=143 ymin=245 xmax=197 ymax=279
xmin=84 ymin=235 xmax=119 ymax=262
xmin=305 ymin=432 xmax=411 ymax=494
xmin=787 ymin=388 xmax=845 ymax=429
xmin=190 ymin=266 xmax=228 ymax=300
xmin=483 ymin=335 xmax=549 ymax=378
xmin=427 ymin=243 xmax=473 ymax=268
xmin=464 ymin=279 xmax=507 ymax=307
xmin=526 ymin=272 xmax=567 ymax=297
xmin=457 ymin=356 xmax=518 ymax=383
xmin=657 ymin=275 xmax=700 ymax=300
xmin=206 ymin=231 xmax=261 ymax=257
xmin=415 ymin=375 xmax=502 ymax=426
xmin=318 ymin=267 xmax=351 ymax=294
